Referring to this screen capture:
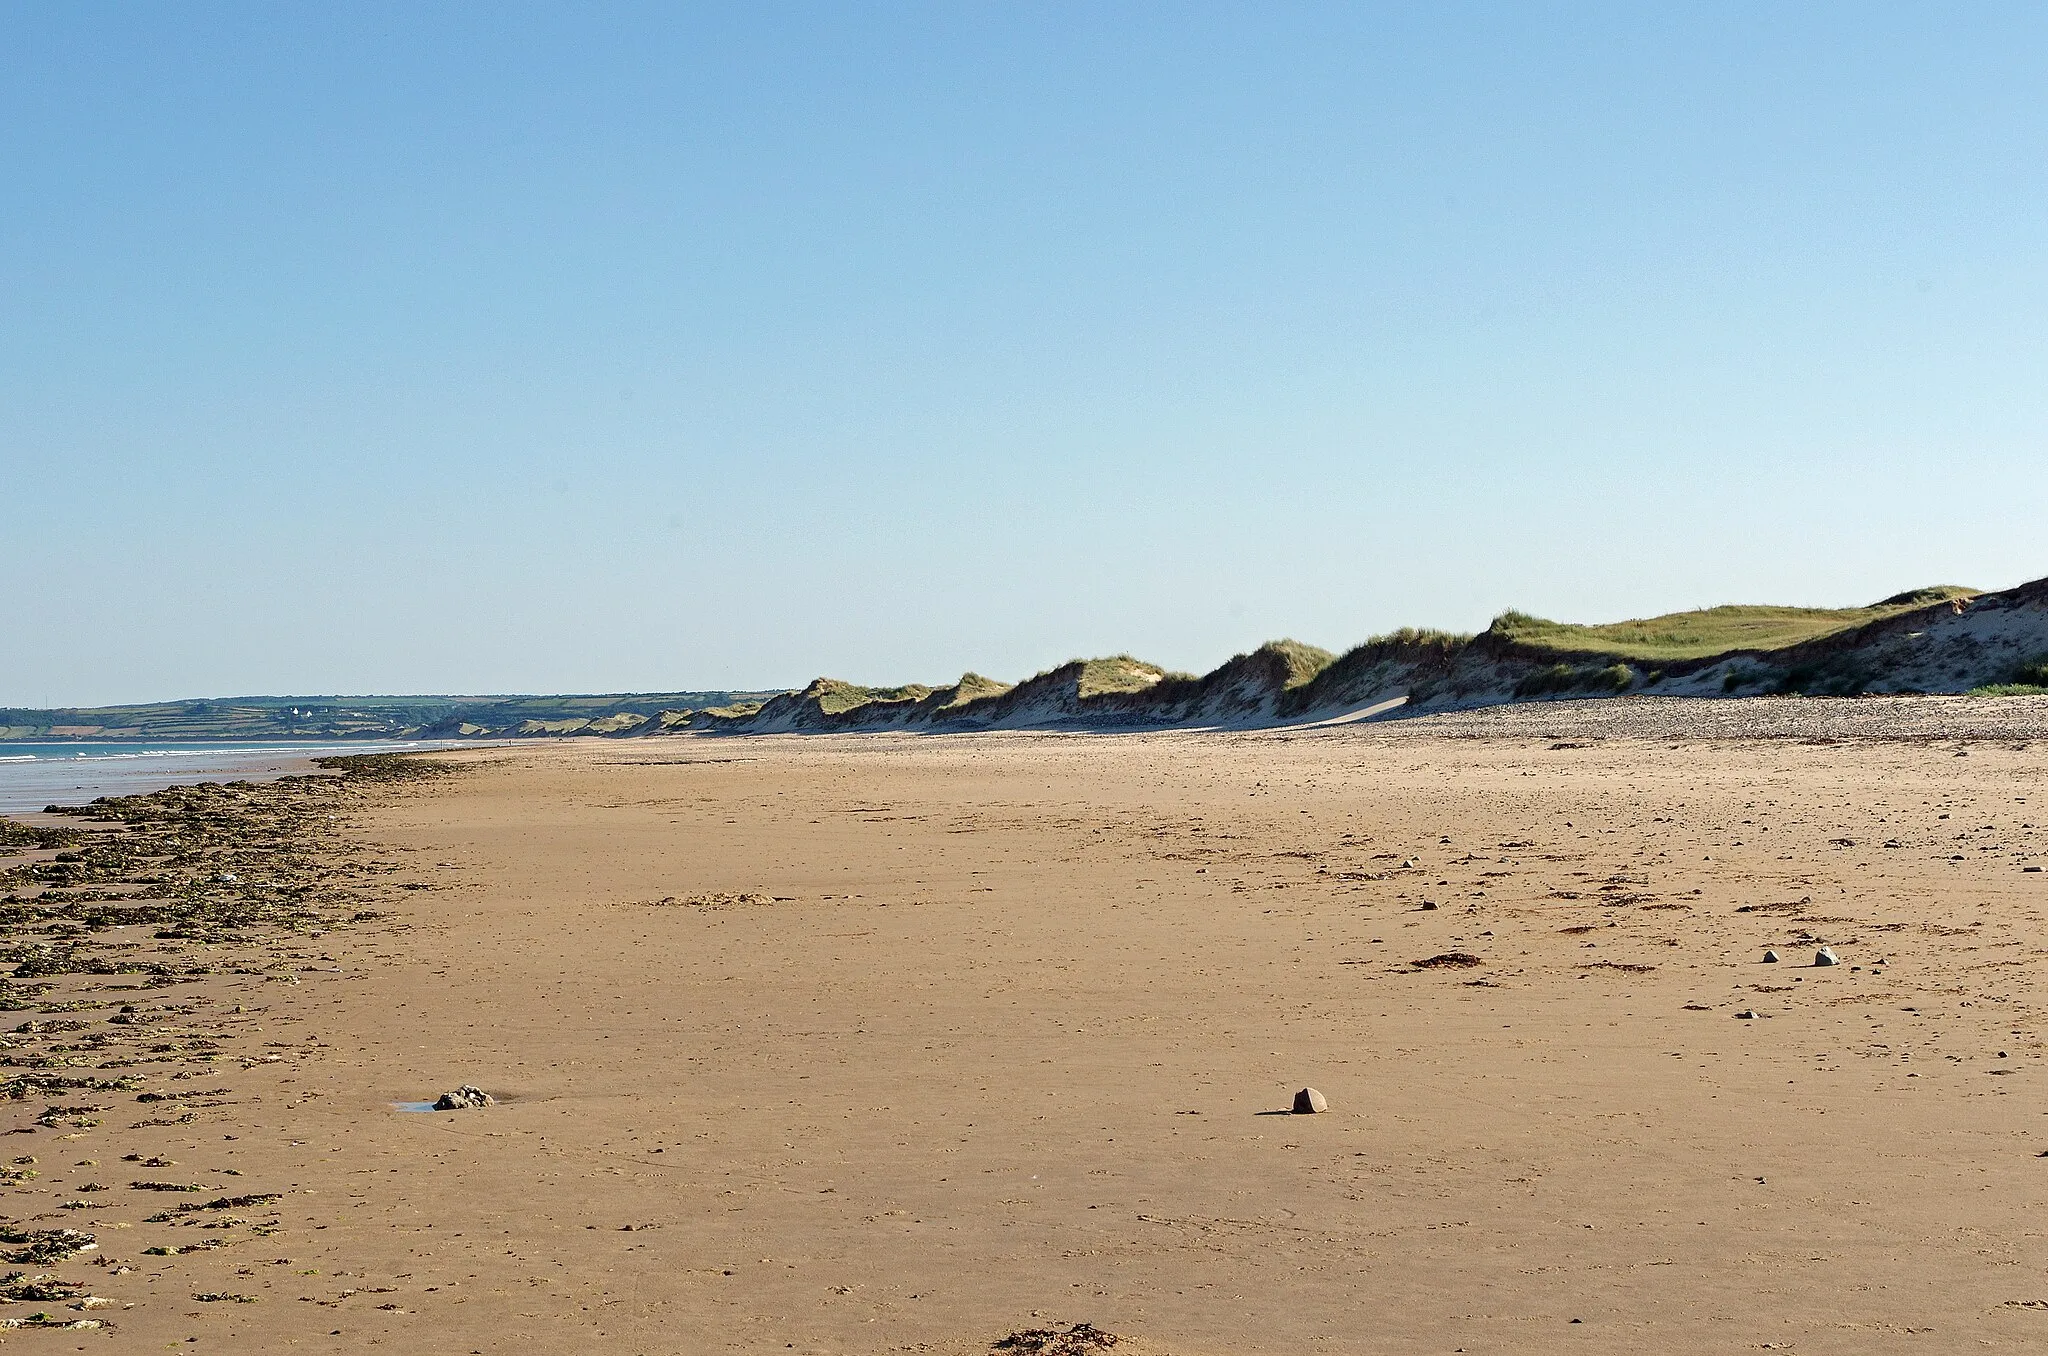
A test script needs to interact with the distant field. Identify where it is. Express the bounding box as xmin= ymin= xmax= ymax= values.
xmin=1490 ymin=587 xmax=1977 ymax=662
xmin=0 ymin=692 xmax=781 ymax=741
